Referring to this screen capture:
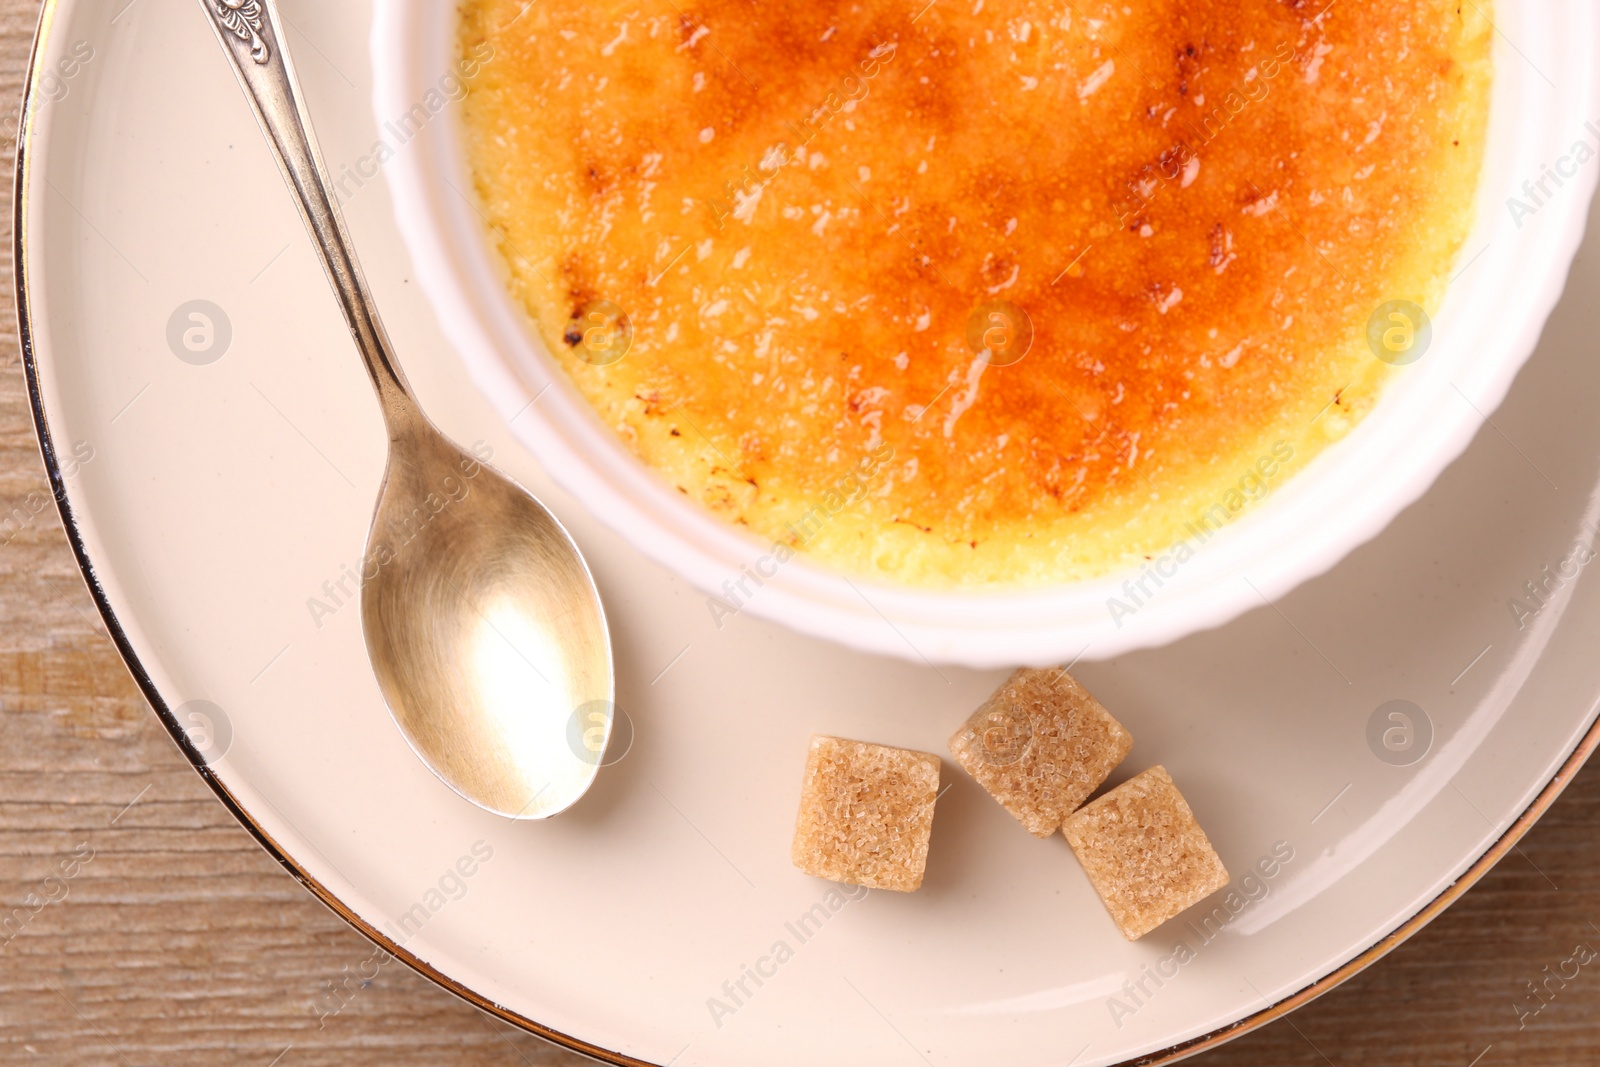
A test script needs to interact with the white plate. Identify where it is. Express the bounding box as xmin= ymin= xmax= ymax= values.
xmin=376 ymin=0 xmax=1598 ymax=666
xmin=17 ymin=1 xmax=1600 ymax=1064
